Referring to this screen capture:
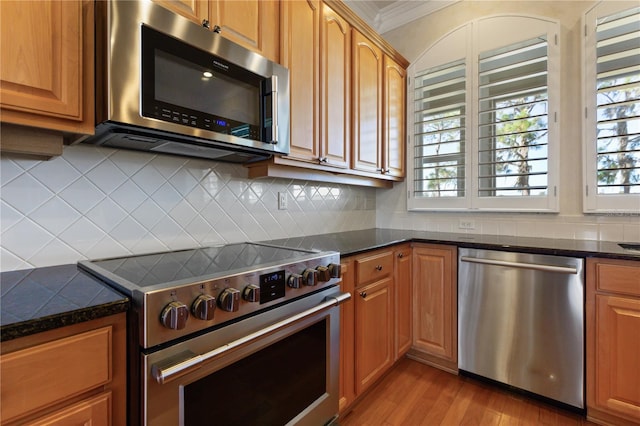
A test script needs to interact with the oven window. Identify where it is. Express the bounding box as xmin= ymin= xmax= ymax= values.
xmin=183 ymin=320 xmax=327 ymax=425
